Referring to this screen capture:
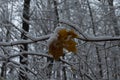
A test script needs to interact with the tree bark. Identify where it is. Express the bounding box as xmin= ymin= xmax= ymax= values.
xmin=53 ymin=0 xmax=59 ymax=29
